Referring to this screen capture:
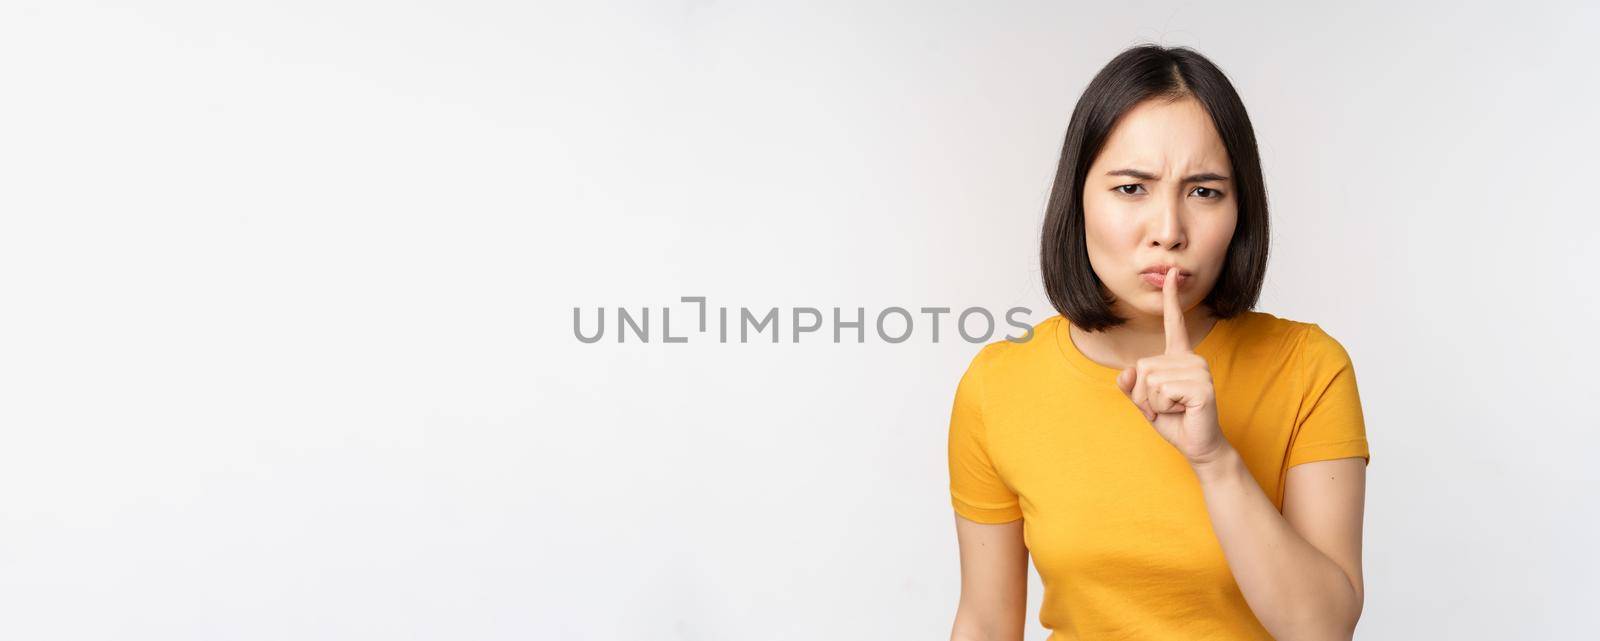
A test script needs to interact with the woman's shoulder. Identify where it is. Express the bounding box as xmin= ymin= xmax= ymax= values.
xmin=959 ymin=314 xmax=1067 ymax=377
xmin=1226 ymin=310 xmax=1354 ymax=365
